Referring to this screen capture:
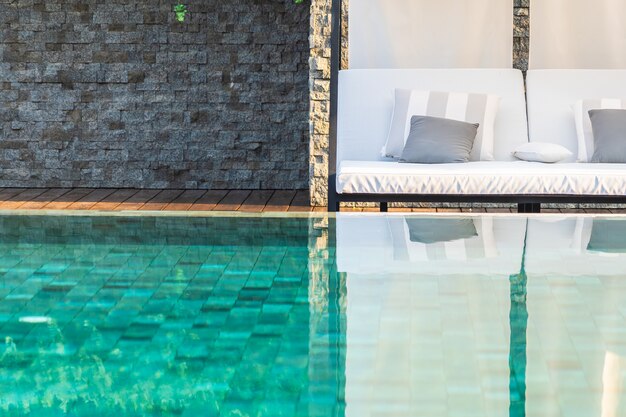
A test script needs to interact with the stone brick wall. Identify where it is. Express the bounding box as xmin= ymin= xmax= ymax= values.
xmin=514 ymin=0 xmax=530 ymax=71
xmin=0 ymin=0 xmax=310 ymax=189
xmin=309 ymin=0 xmax=531 ymax=206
